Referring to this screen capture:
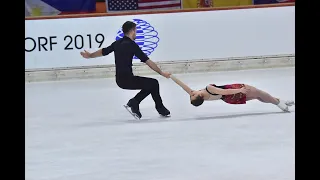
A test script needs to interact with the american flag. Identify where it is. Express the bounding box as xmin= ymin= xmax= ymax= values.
xmin=107 ymin=0 xmax=181 ymax=12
